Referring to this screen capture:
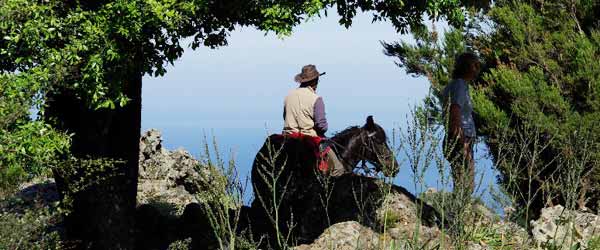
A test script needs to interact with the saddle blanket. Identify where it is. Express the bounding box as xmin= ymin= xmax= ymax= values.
xmin=280 ymin=132 xmax=331 ymax=172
